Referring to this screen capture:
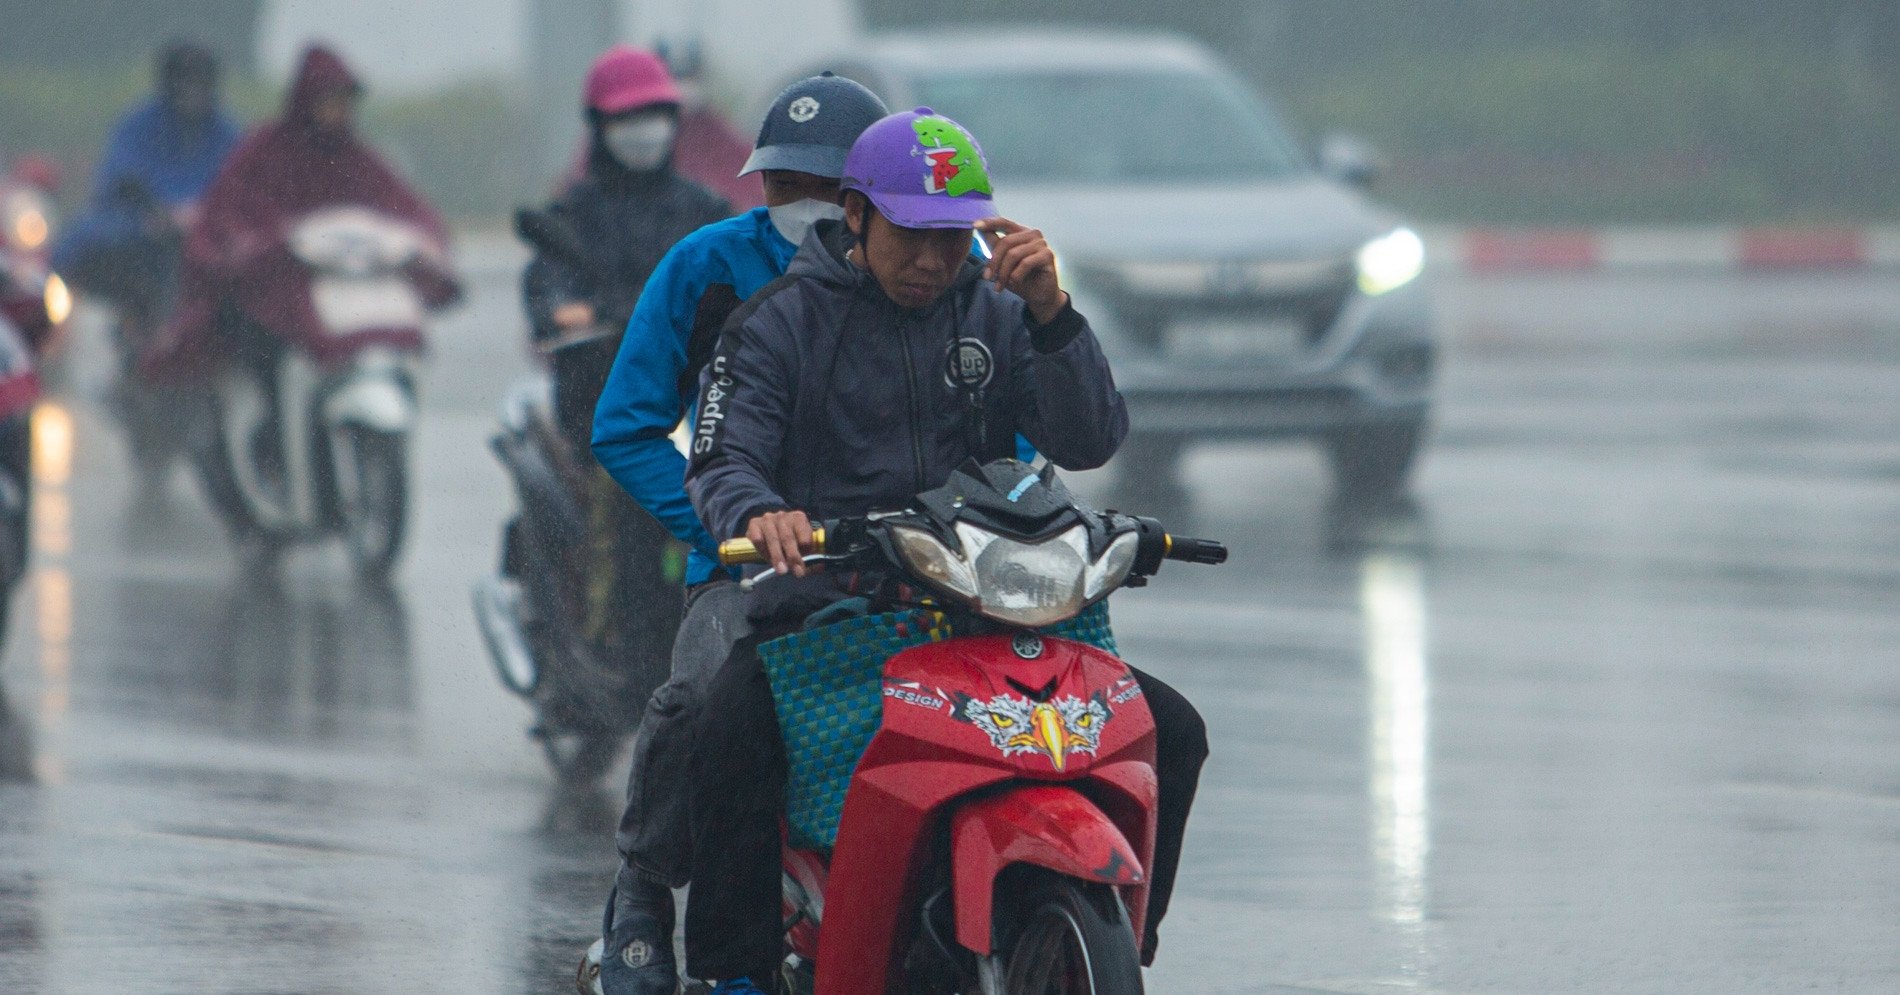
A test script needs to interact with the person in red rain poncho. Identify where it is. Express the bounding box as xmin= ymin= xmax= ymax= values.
xmin=150 ymin=45 xmax=460 ymax=382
